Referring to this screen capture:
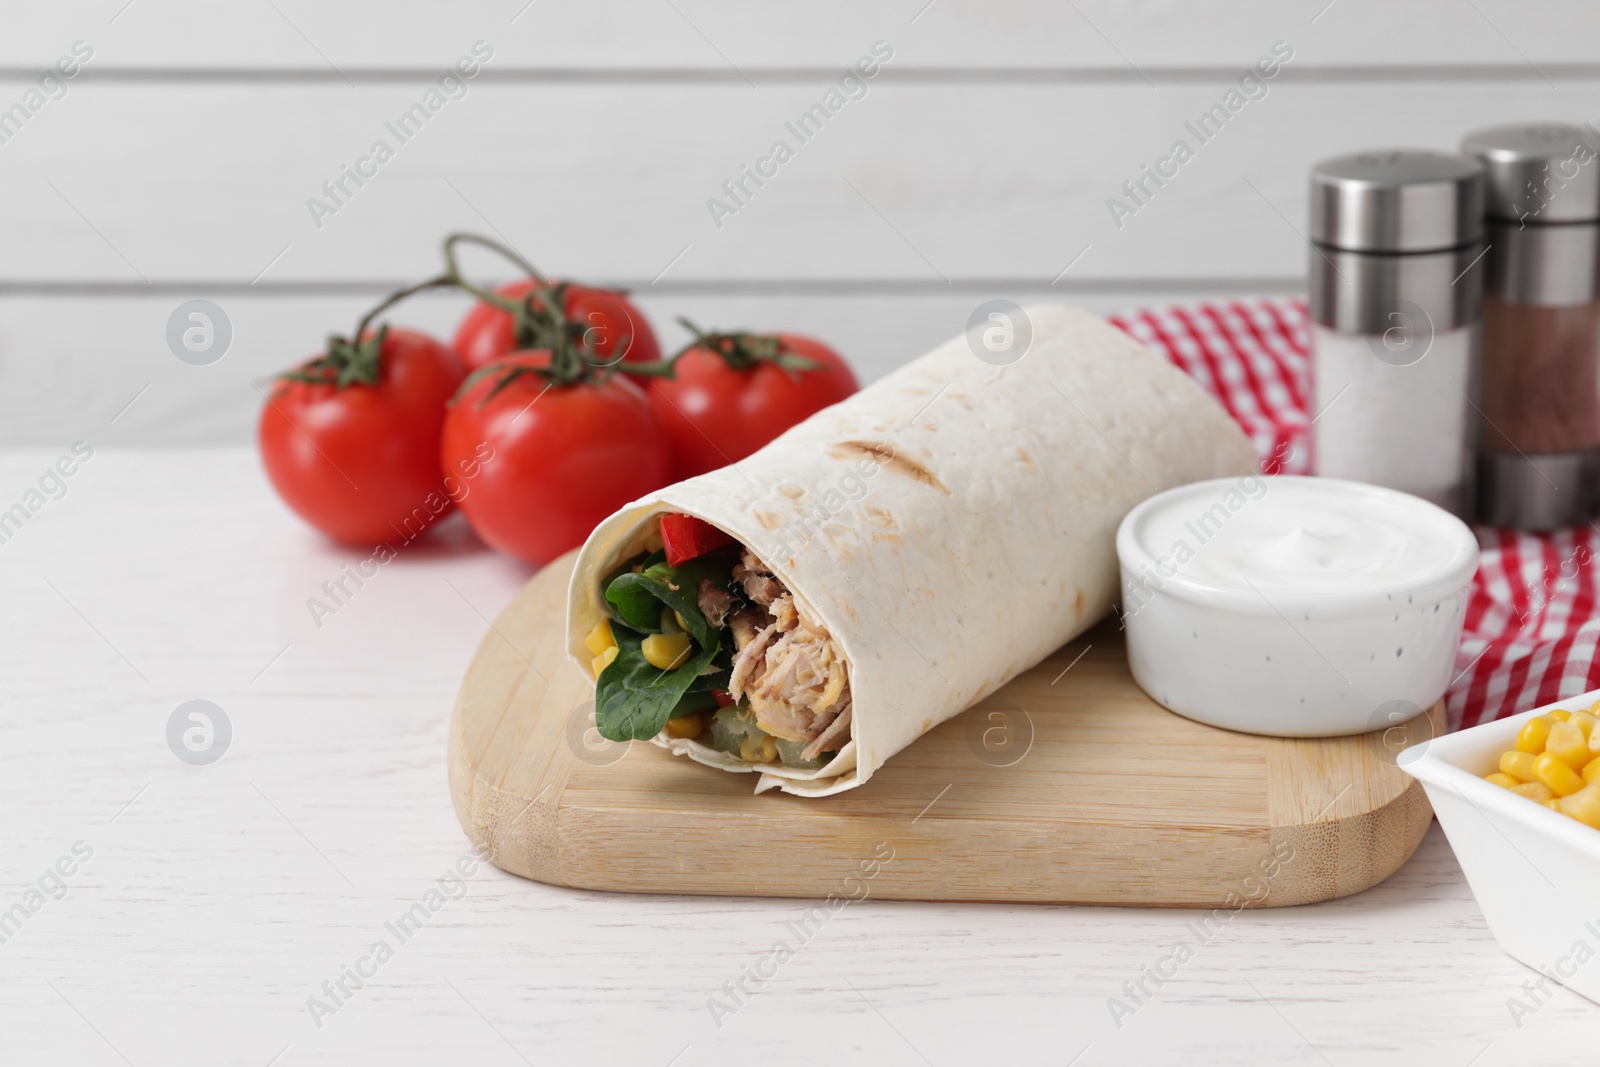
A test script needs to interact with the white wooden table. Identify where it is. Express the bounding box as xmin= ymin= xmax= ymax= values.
xmin=4 ymin=448 xmax=1595 ymax=1066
